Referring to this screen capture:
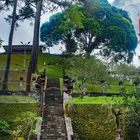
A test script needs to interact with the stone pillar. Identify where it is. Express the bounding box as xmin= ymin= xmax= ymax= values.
xmin=32 ymin=77 xmax=36 ymax=91
xmin=100 ymin=80 xmax=105 ymax=95
xmin=71 ymin=134 xmax=79 ymax=140
xmin=19 ymin=77 xmax=24 ymax=91
xmin=119 ymin=81 xmax=124 ymax=94
xmin=72 ymin=80 xmax=76 ymax=94
xmin=115 ymin=129 xmax=123 ymax=140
